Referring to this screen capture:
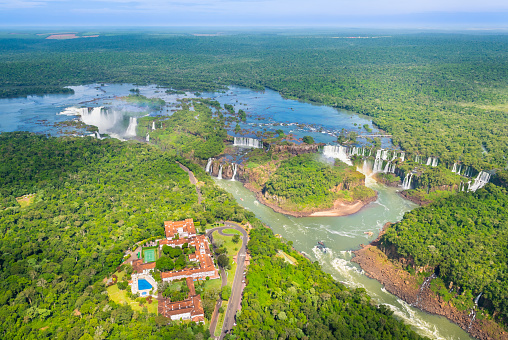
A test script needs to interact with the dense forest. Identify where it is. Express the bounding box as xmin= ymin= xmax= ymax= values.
xmin=231 ymin=227 xmax=426 ymax=340
xmin=381 ymin=184 xmax=508 ymax=325
xmin=0 ymin=31 xmax=507 ymax=169
xmin=263 ymin=154 xmax=375 ymax=211
xmin=0 ymin=132 xmax=244 ymax=339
